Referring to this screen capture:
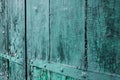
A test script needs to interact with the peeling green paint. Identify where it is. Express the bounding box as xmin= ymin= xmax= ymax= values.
xmin=0 ymin=0 xmax=120 ymax=80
